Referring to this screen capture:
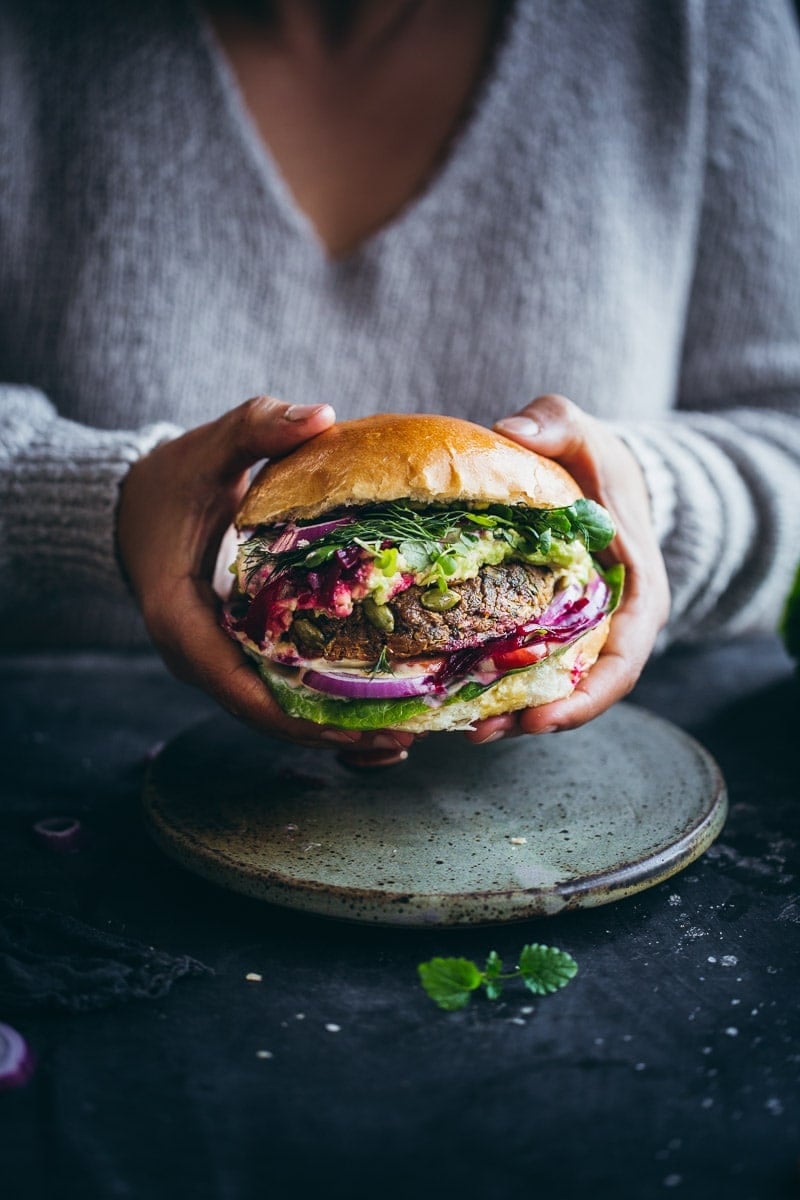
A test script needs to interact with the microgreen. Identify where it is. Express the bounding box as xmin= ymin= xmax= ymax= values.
xmin=240 ymin=499 xmax=615 ymax=585
xmin=418 ymin=944 xmax=578 ymax=1011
